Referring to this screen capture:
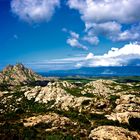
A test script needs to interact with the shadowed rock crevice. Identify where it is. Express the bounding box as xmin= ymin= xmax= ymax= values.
xmin=129 ymin=117 xmax=140 ymax=130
